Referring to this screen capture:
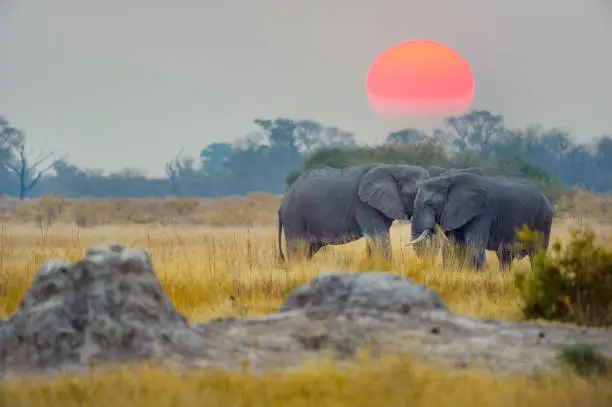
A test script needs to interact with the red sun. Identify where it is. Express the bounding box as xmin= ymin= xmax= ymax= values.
xmin=366 ymin=40 xmax=475 ymax=118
